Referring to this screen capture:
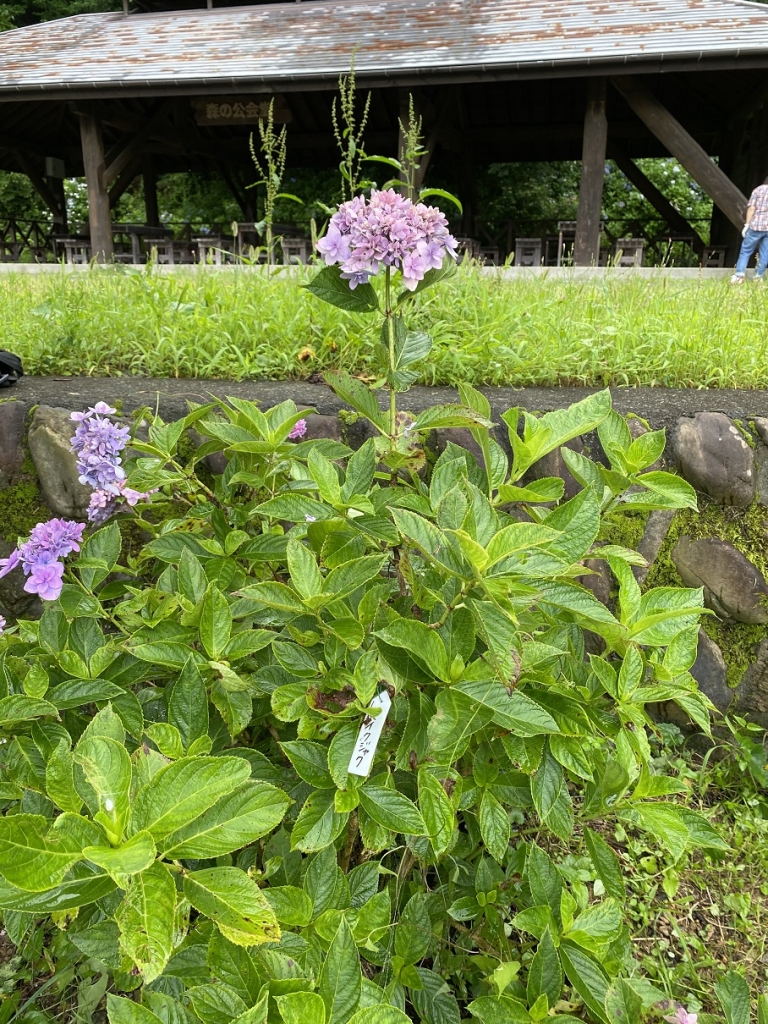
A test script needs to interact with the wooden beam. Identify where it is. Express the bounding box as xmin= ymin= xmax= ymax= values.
xmin=102 ymin=100 xmax=174 ymax=187
xmin=79 ymin=112 xmax=113 ymax=262
xmin=10 ymin=149 xmax=65 ymax=223
xmin=108 ymin=154 xmax=141 ymax=210
xmin=608 ymin=142 xmax=705 ymax=250
xmin=575 ymin=78 xmax=607 ymax=266
xmin=611 ymin=74 xmax=748 ymax=230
